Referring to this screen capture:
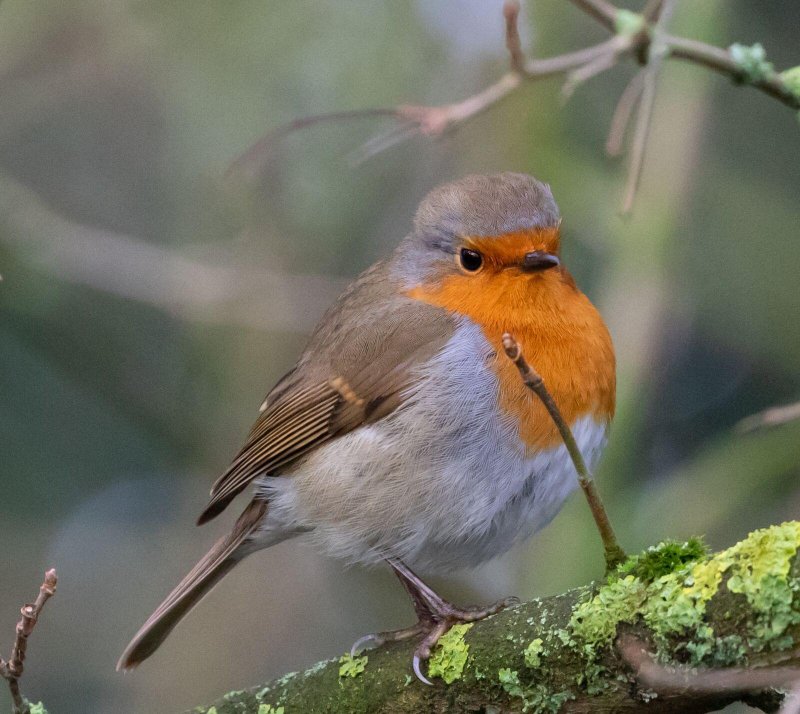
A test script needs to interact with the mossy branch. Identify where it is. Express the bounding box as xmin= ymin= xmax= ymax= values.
xmin=188 ymin=522 xmax=800 ymax=713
